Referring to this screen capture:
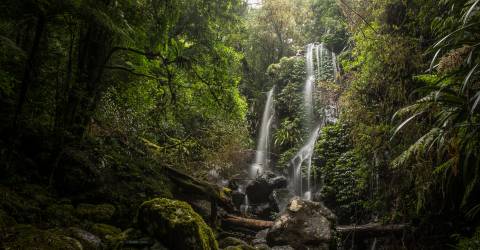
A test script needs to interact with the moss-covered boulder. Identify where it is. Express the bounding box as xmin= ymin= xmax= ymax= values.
xmin=67 ymin=227 xmax=103 ymax=250
xmin=219 ymin=237 xmax=255 ymax=250
xmin=76 ymin=203 xmax=115 ymax=222
xmin=3 ymin=225 xmax=82 ymax=250
xmin=137 ymin=198 xmax=218 ymax=250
